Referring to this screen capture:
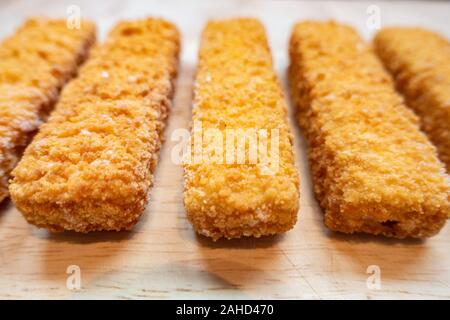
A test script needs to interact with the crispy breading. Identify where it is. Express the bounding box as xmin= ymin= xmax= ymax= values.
xmin=374 ymin=27 xmax=450 ymax=171
xmin=289 ymin=21 xmax=449 ymax=238
xmin=9 ymin=19 xmax=180 ymax=232
xmin=183 ymin=18 xmax=300 ymax=240
xmin=0 ymin=18 xmax=95 ymax=202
